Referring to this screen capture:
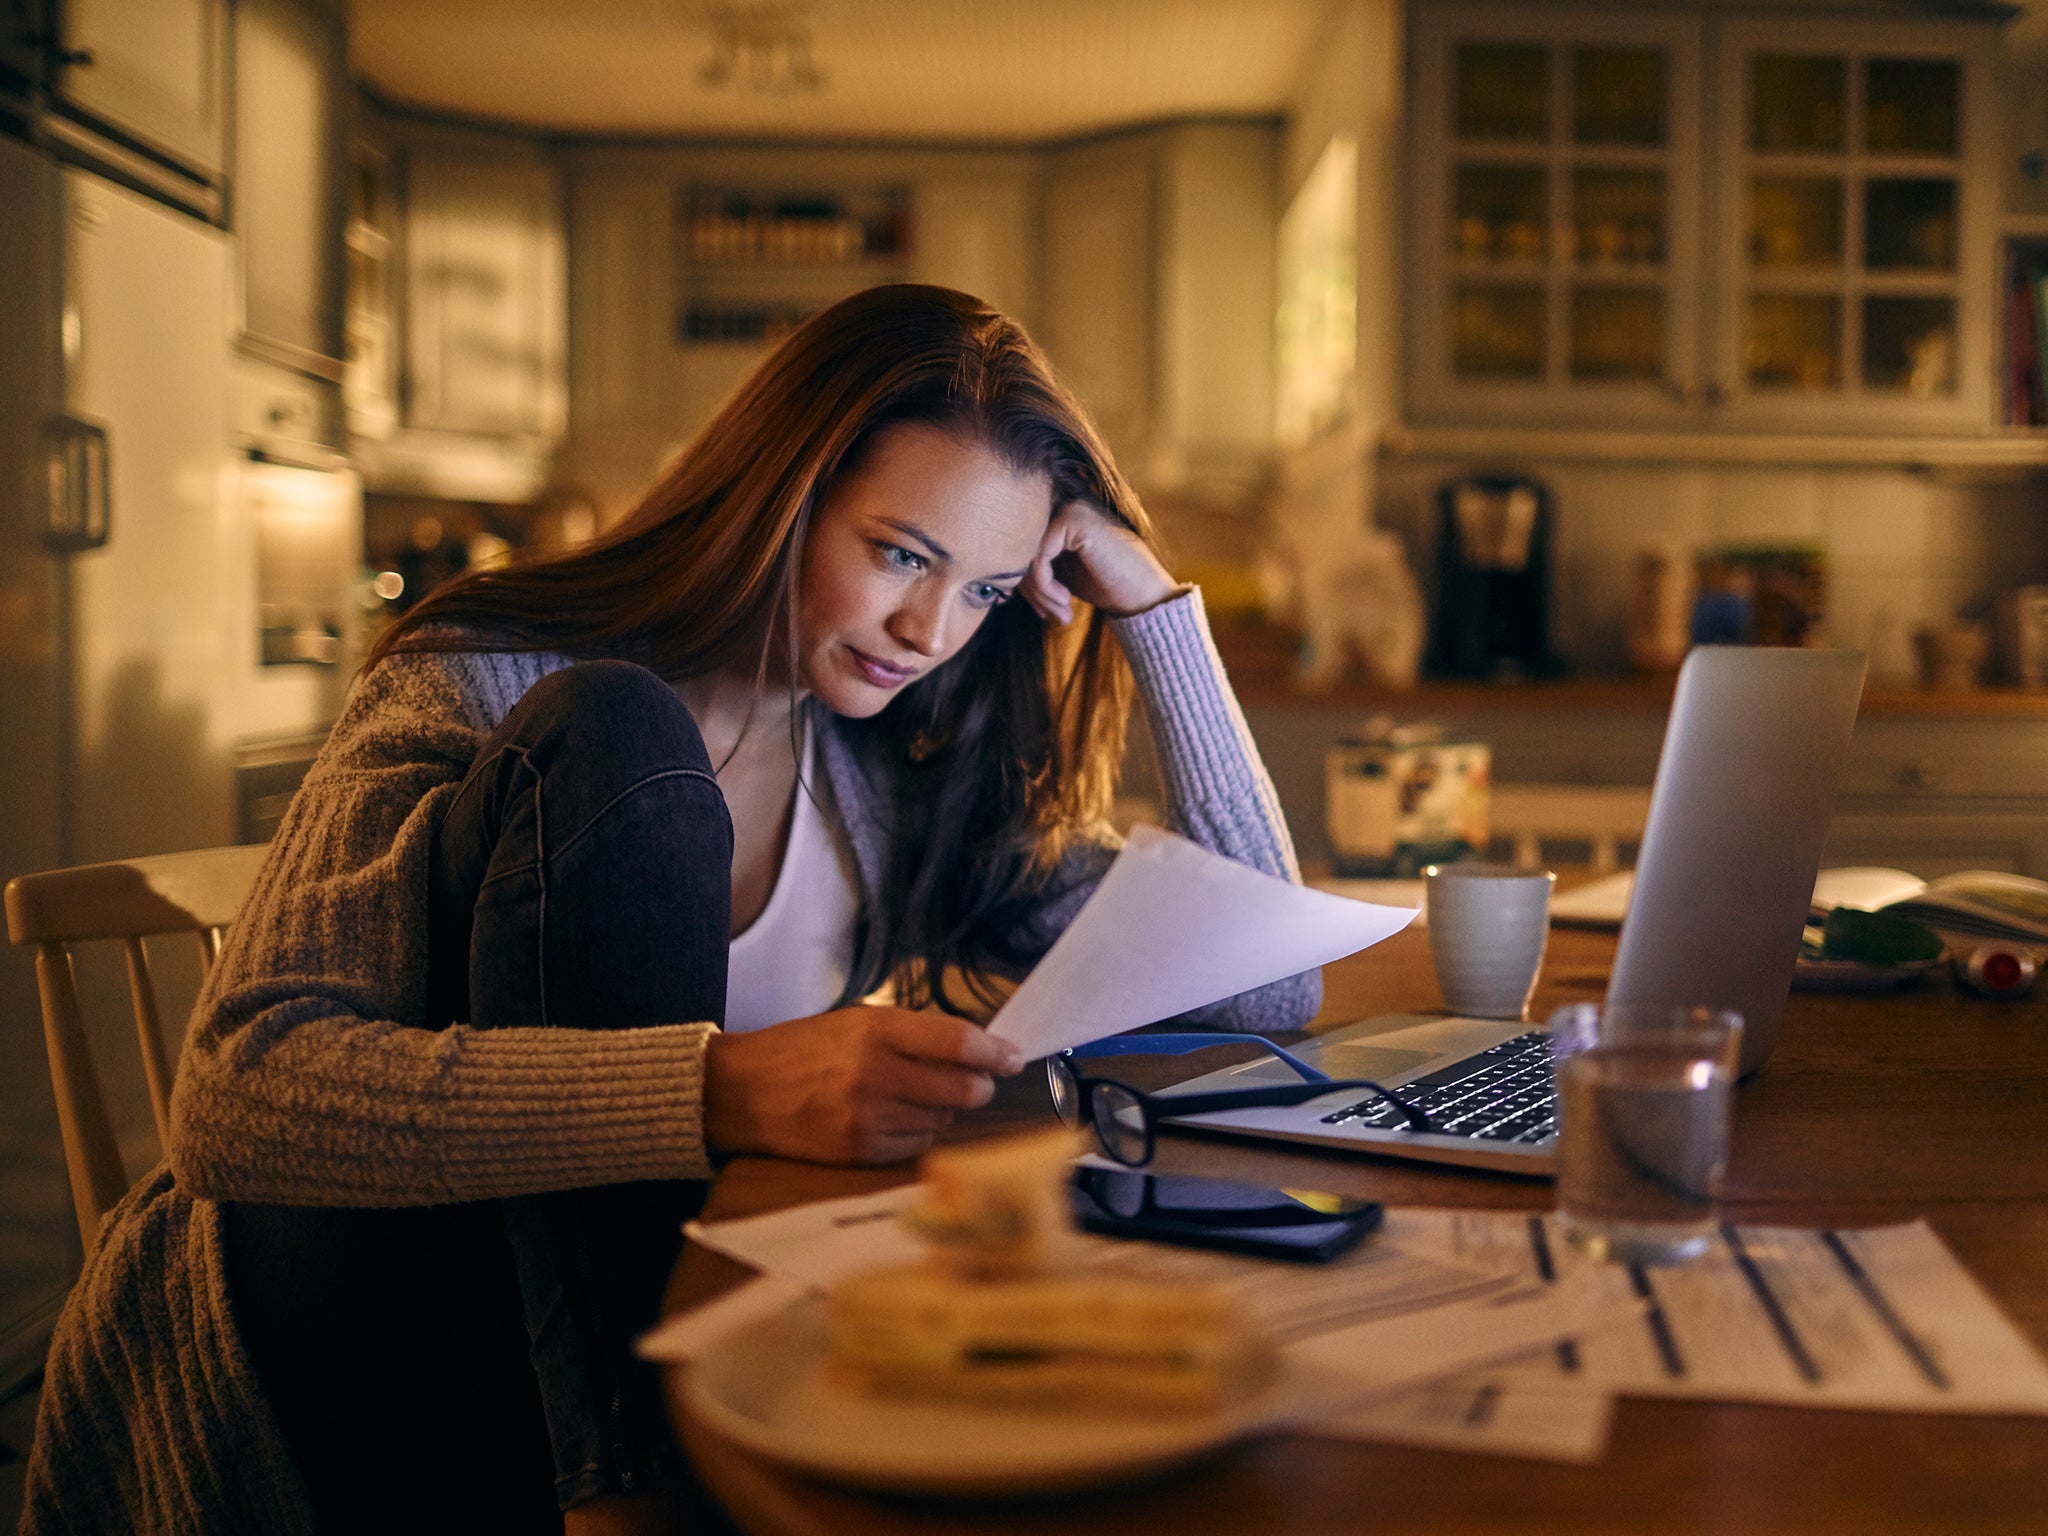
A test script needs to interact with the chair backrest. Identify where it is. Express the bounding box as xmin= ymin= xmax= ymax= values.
xmin=4 ymin=844 xmax=268 ymax=1246
xmin=1490 ymin=783 xmax=1653 ymax=874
